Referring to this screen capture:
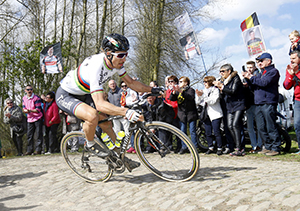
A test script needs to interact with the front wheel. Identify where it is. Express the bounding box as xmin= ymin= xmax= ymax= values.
xmin=61 ymin=131 xmax=113 ymax=183
xmin=134 ymin=121 xmax=199 ymax=182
